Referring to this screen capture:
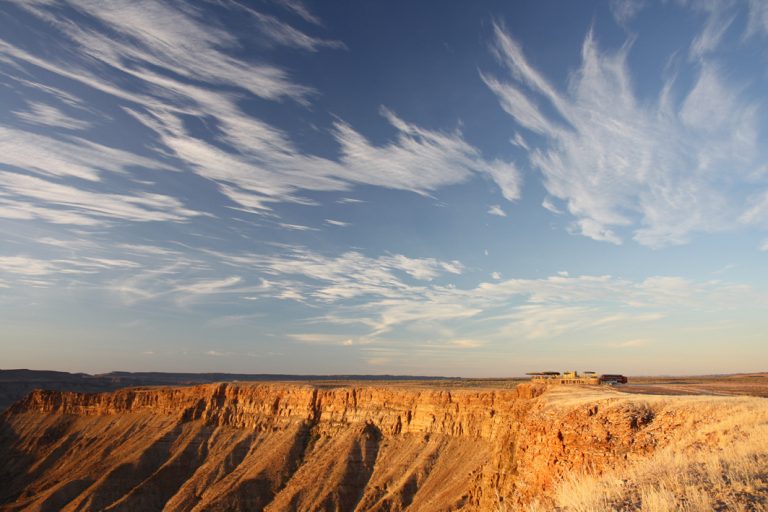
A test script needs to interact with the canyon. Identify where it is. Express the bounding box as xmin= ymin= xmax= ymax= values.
xmin=1 ymin=382 xmax=766 ymax=511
